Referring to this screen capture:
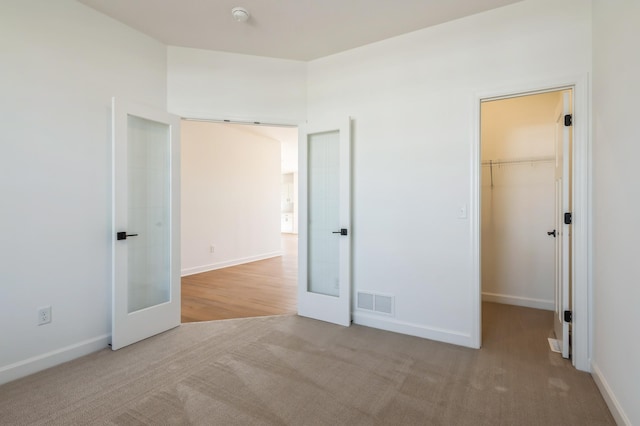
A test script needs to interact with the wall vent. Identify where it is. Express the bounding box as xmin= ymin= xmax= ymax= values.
xmin=374 ymin=294 xmax=393 ymax=314
xmin=357 ymin=291 xmax=394 ymax=316
xmin=357 ymin=292 xmax=374 ymax=310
